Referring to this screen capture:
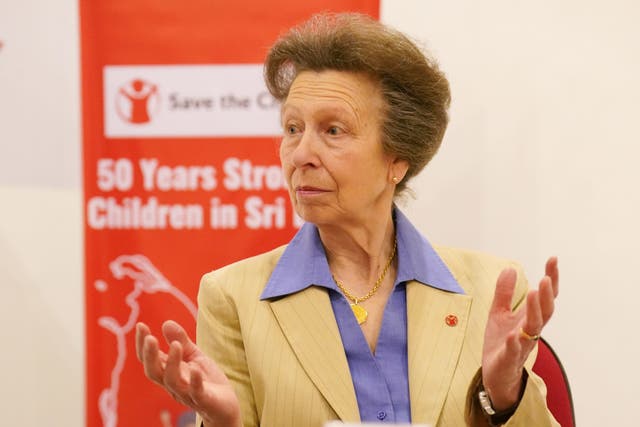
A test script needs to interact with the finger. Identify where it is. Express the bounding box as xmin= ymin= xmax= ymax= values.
xmin=545 ymin=257 xmax=559 ymax=297
xmin=163 ymin=341 xmax=192 ymax=399
xmin=522 ymin=289 xmax=543 ymax=339
xmin=538 ymin=276 xmax=555 ymax=325
xmin=136 ymin=322 xmax=151 ymax=362
xmin=506 ymin=332 xmax=535 ymax=378
xmin=505 ymin=328 xmax=520 ymax=355
xmin=189 ymin=368 xmax=207 ymax=408
xmin=490 ymin=268 xmax=518 ymax=313
xmin=162 ymin=320 xmax=199 ymax=358
xmin=142 ymin=334 xmax=166 ymax=385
